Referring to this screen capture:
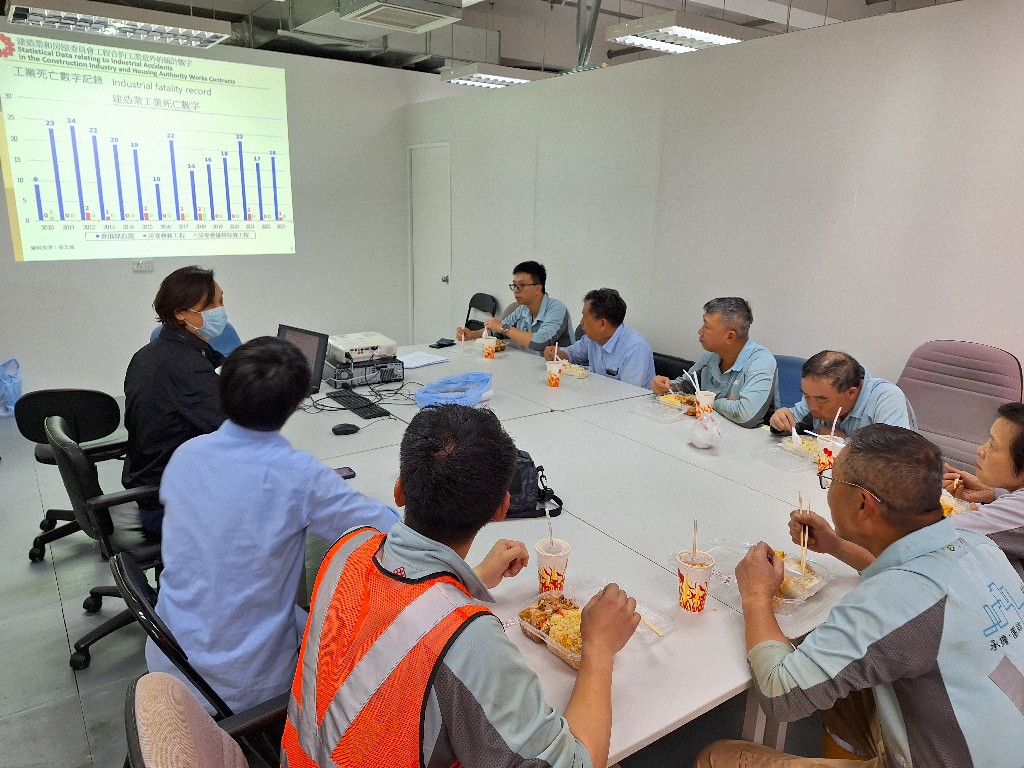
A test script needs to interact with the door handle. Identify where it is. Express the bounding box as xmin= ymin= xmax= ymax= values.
xmin=441 ymin=275 xmax=450 ymax=284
